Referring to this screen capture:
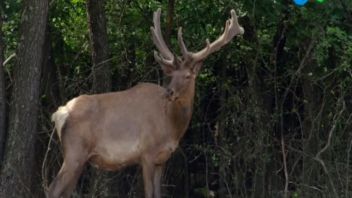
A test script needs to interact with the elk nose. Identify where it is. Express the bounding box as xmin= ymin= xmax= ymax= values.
xmin=166 ymin=88 xmax=174 ymax=97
